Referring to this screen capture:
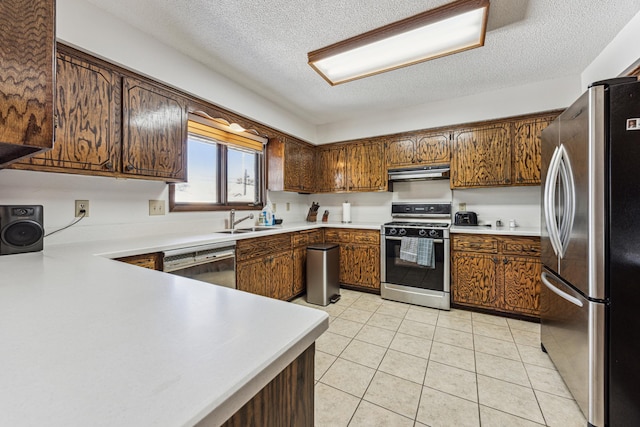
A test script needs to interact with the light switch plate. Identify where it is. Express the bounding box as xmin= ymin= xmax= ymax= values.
xmin=149 ymin=200 xmax=165 ymax=216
